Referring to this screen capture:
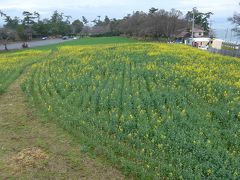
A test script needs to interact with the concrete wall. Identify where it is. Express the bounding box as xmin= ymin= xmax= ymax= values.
xmin=208 ymin=47 xmax=240 ymax=57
